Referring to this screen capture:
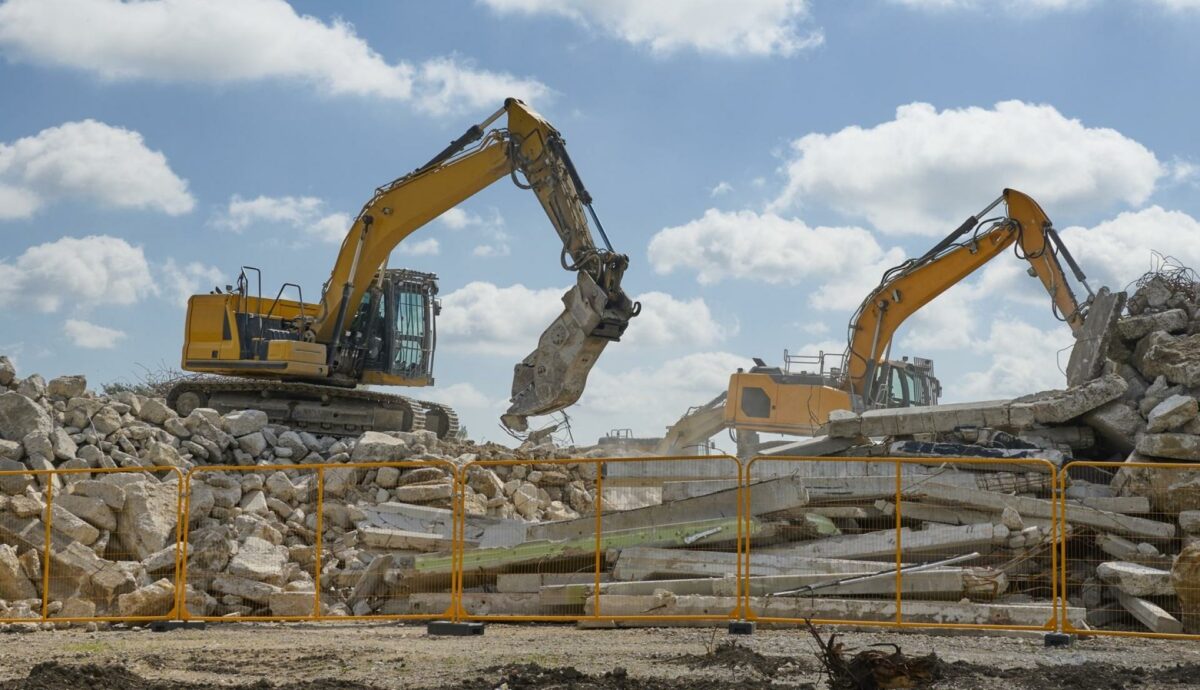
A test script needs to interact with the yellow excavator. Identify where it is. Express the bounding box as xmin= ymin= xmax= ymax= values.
xmin=169 ymin=99 xmax=638 ymax=438
xmin=656 ymin=188 xmax=1093 ymax=456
